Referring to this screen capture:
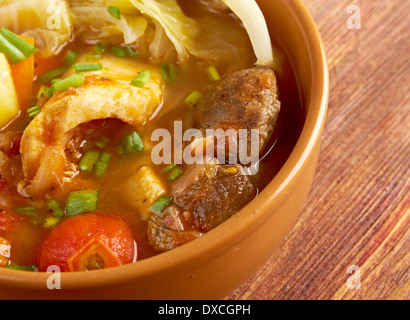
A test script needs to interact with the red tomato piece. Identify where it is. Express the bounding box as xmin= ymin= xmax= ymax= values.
xmin=38 ymin=213 xmax=137 ymax=272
